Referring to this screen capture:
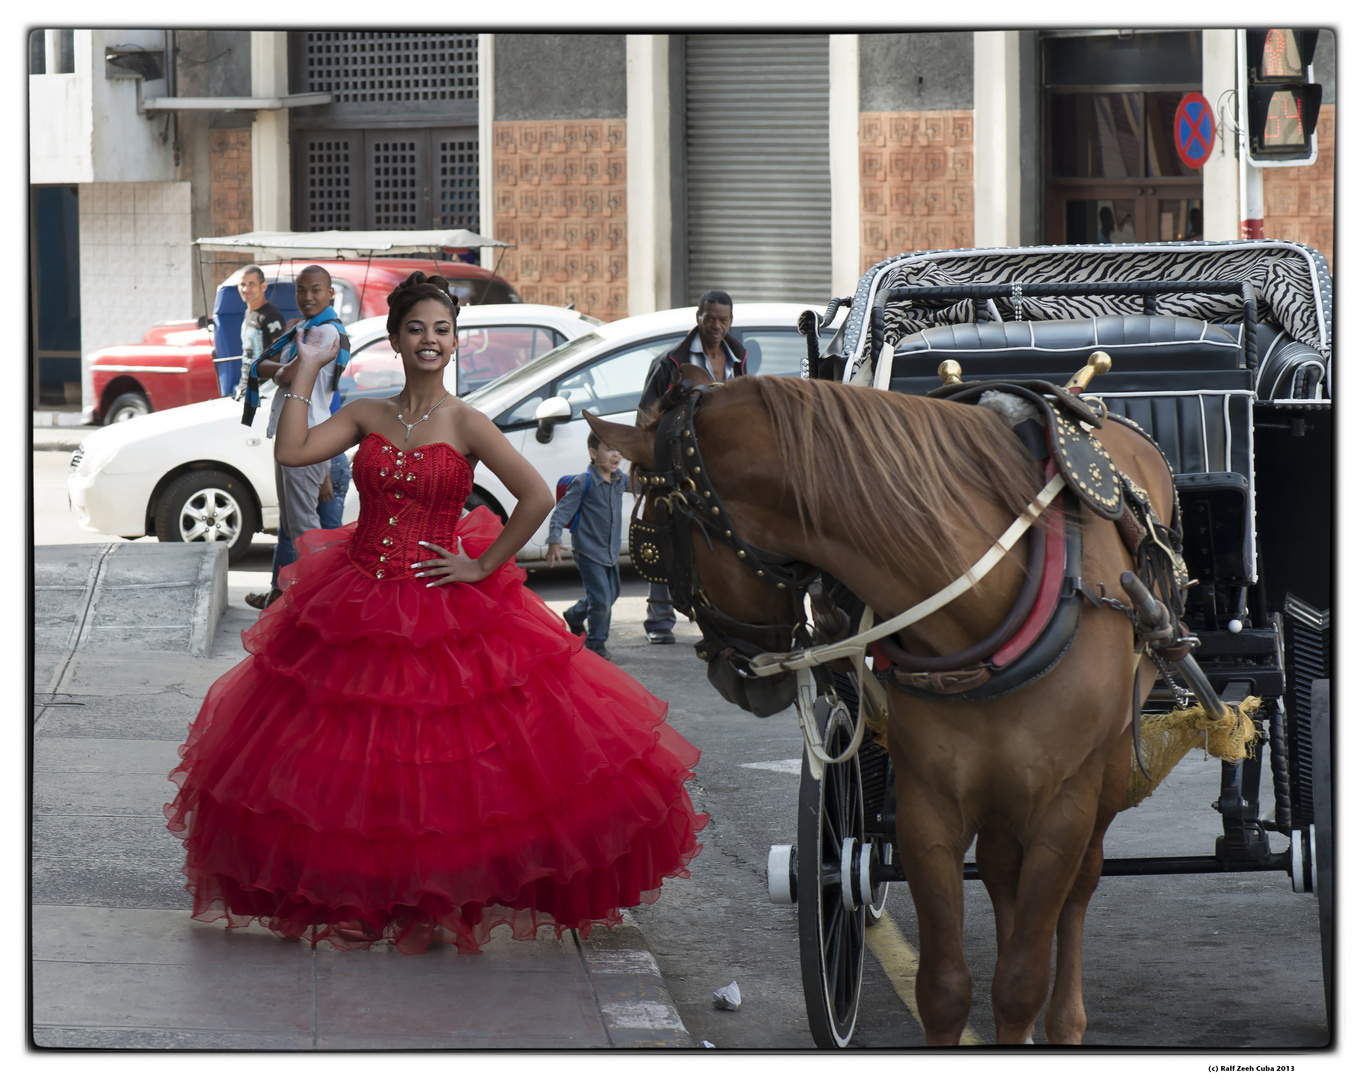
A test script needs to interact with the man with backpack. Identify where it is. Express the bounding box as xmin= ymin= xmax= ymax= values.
xmin=545 ymin=432 xmax=628 ymax=660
